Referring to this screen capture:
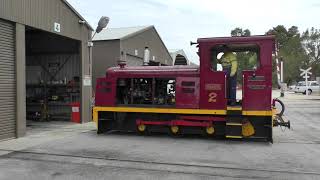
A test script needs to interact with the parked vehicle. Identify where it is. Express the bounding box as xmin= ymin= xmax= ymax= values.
xmin=294 ymin=81 xmax=320 ymax=95
xmin=288 ymin=82 xmax=297 ymax=91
